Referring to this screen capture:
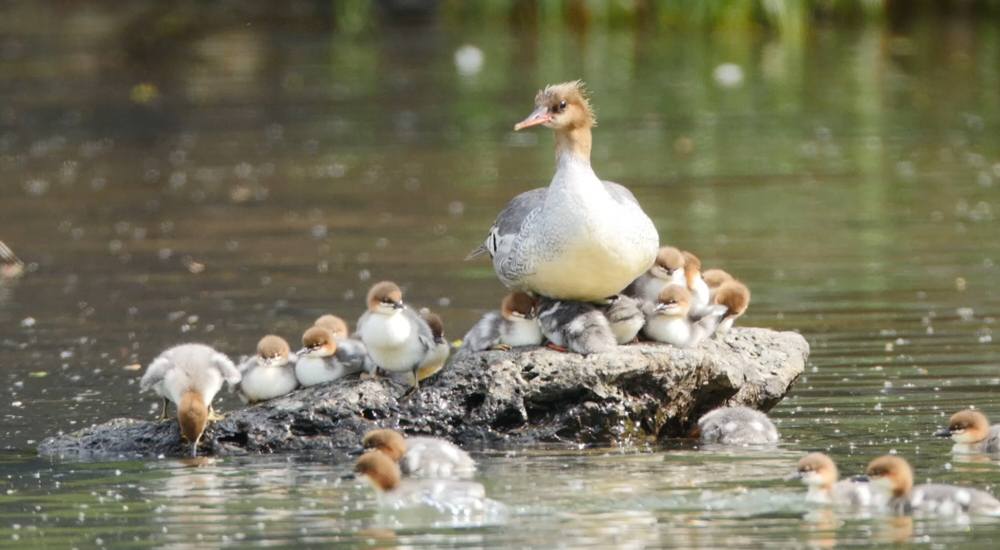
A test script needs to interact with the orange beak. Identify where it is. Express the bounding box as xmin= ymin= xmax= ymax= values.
xmin=514 ymin=106 xmax=552 ymax=131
